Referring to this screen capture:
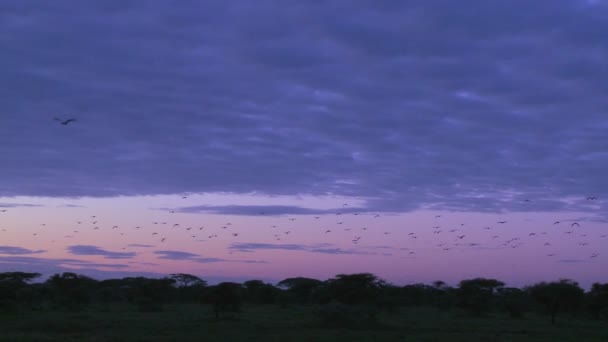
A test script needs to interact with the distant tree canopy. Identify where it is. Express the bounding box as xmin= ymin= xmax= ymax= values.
xmin=170 ymin=273 xmax=206 ymax=288
xmin=325 ymin=273 xmax=387 ymax=306
xmin=0 ymin=271 xmax=605 ymax=323
xmin=458 ymin=278 xmax=505 ymax=315
xmin=586 ymin=283 xmax=608 ymax=320
xmin=205 ymin=282 xmax=243 ymax=318
xmin=527 ymin=279 xmax=585 ymax=324
xmin=0 ymin=272 xmax=41 ymax=285
xmin=277 ymin=277 xmax=323 ymax=304
xmin=0 ymin=272 xmax=42 ymax=310
xmin=243 ymin=280 xmax=279 ymax=304
xmin=47 ymin=272 xmax=98 ymax=310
